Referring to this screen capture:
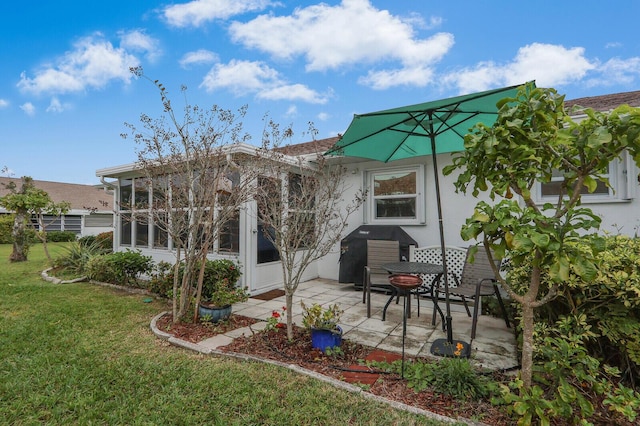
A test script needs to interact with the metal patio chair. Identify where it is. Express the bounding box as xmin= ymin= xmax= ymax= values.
xmin=363 ymin=239 xmax=400 ymax=318
xmin=435 ymin=246 xmax=511 ymax=340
